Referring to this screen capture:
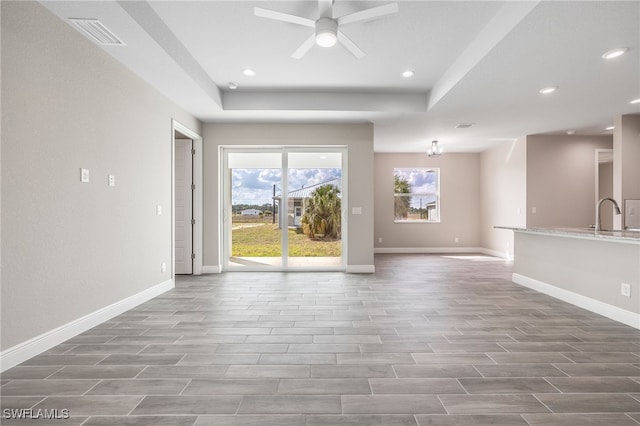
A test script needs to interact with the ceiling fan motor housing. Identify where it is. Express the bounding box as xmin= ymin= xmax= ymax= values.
xmin=315 ymin=17 xmax=338 ymax=47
